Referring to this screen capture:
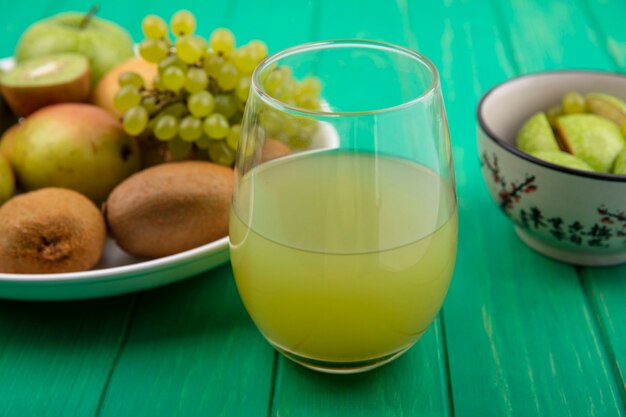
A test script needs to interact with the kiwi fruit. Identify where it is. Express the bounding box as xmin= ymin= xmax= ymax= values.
xmin=105 ymin=161 xmax=234 ymax=259
xmin=0 ymin=53 xmax=90 ymax=117
xmin=0 ymin=188 xmax=106 ymax=273
xmin=261 ymin=138 xmax=291 ymax=162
